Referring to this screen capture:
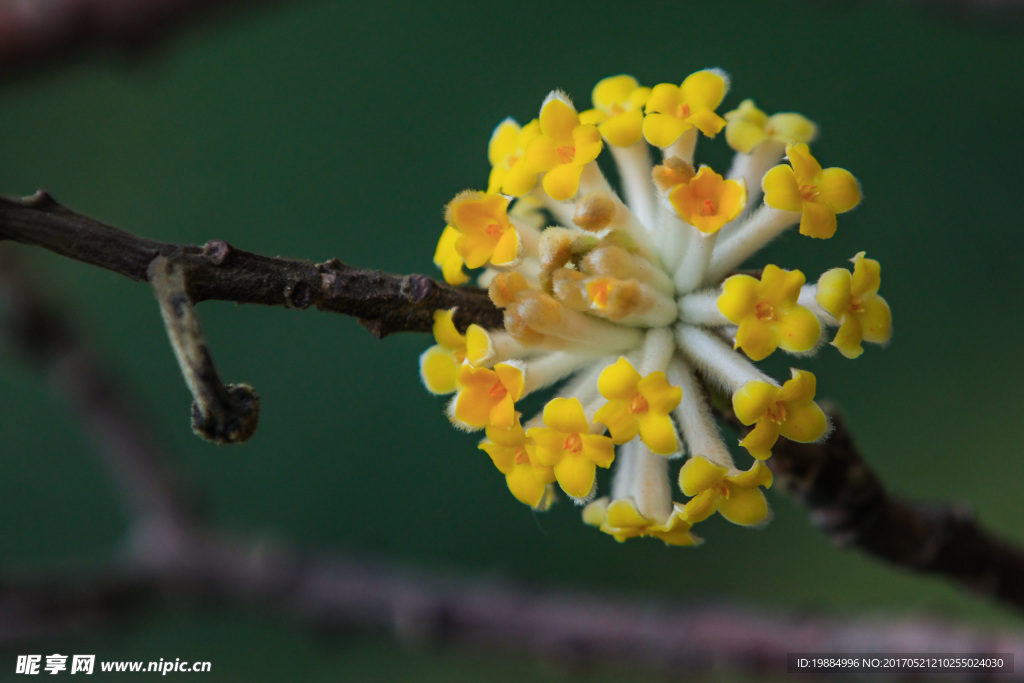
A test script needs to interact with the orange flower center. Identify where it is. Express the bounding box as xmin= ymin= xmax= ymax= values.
xmin=766 ymin=401 xmax=787 ymax=425
xmin=699 ymin=198 xmax=717 ymax=217
xmin=754 ymin=301 xmax=776 ymax=321
xmin=488 ymin=381 xmax=507 ymax=399
xmin=556 ymin=145 xmax=576 ymax=164
xmin=849 ymin=294 xmax=865 ymax=313
xmin=513 ymin=447 xmax=530 ymax=466
xmin=715 ymin=481 xmax=731 ymax=498
xmin=485 ymin=222 xmax=504 ymax=240
xmin=629 ymin=393 xmax=649 ymax=414
xmin=562 ymin=433 xmax=583 ymax=453
xmin=608 ymin=103 xmax=625 ymax=116
xmin=798 ymin=183 xmax=819 ymax=201
xmin=675 ymin=102 xmax=692 ymax=119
